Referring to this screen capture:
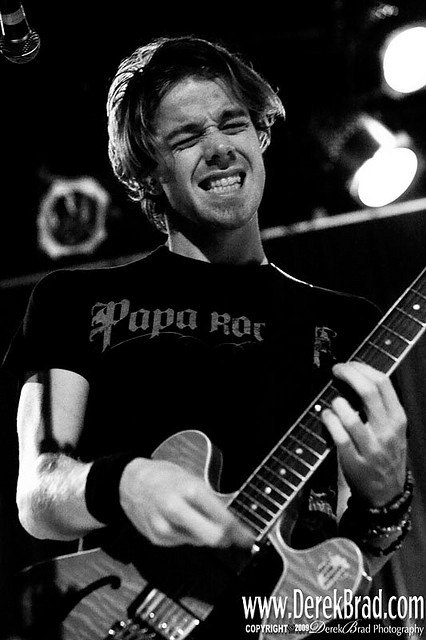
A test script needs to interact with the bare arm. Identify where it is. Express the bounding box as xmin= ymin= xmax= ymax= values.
xmin=16 ymin=368 xmax=253 ymax=548
xmin=16 ymin=368 xmax=101 ymax=540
